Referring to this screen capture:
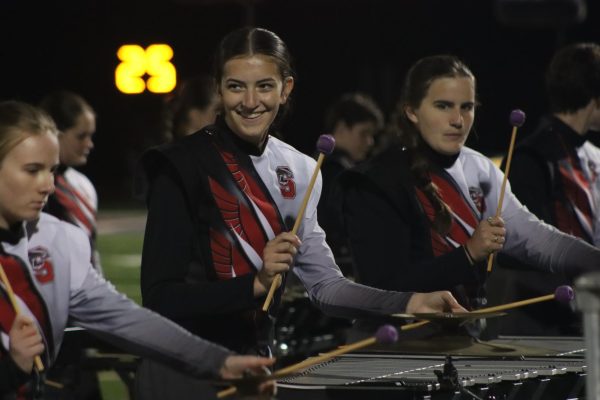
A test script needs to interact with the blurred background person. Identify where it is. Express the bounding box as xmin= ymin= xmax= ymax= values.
xmin=39 ymin=91 xmax=103 ymax=399
xmin=317 ymin=93 xmax=383 ymax=276
xmin=160 ymin=74 xmax=220 ymax=143
xmin=40 ymin=90 xmax=101 ymax=274
xmin=490 ymin=42 xmax=600 ymax=336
